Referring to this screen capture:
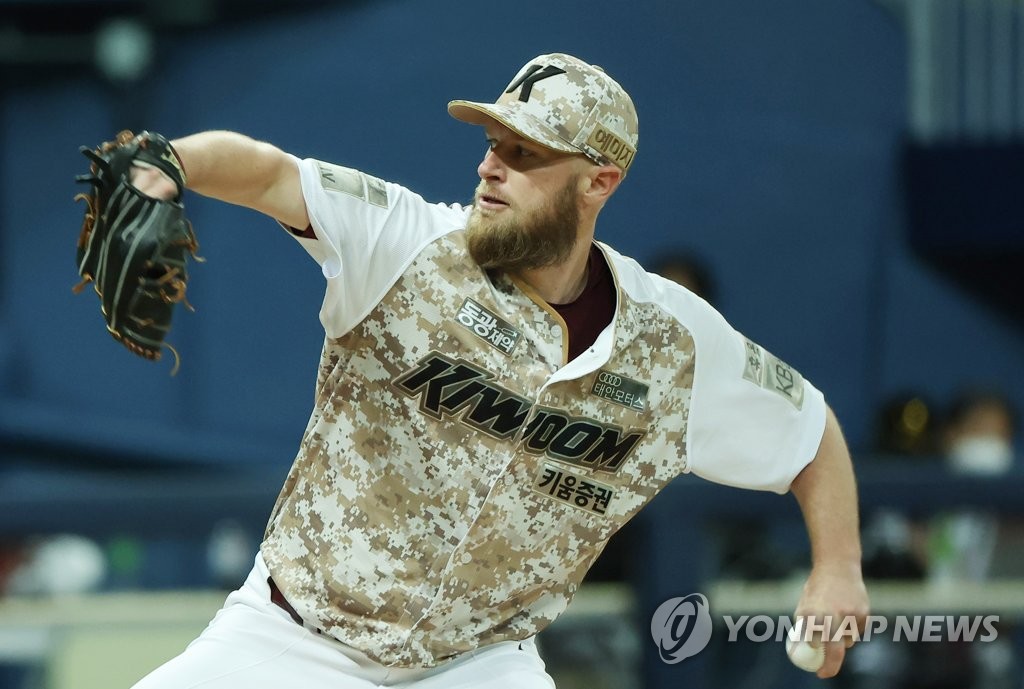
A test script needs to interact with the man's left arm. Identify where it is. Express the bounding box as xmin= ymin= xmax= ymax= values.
xmin=789 ymin=404 xmax=870 ymax=678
